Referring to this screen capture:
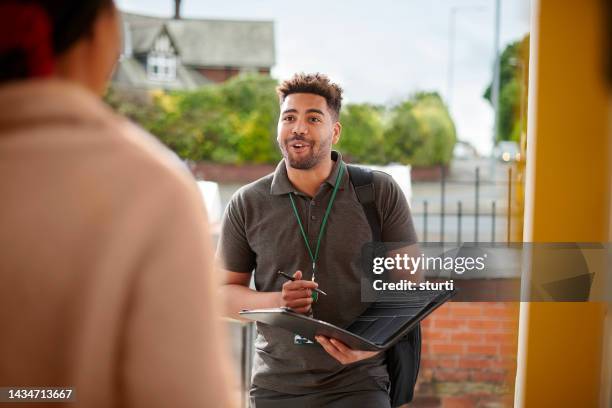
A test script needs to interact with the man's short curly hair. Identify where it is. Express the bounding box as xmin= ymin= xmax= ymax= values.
xmin=276 ymin=73 xmax=343 ymax=120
